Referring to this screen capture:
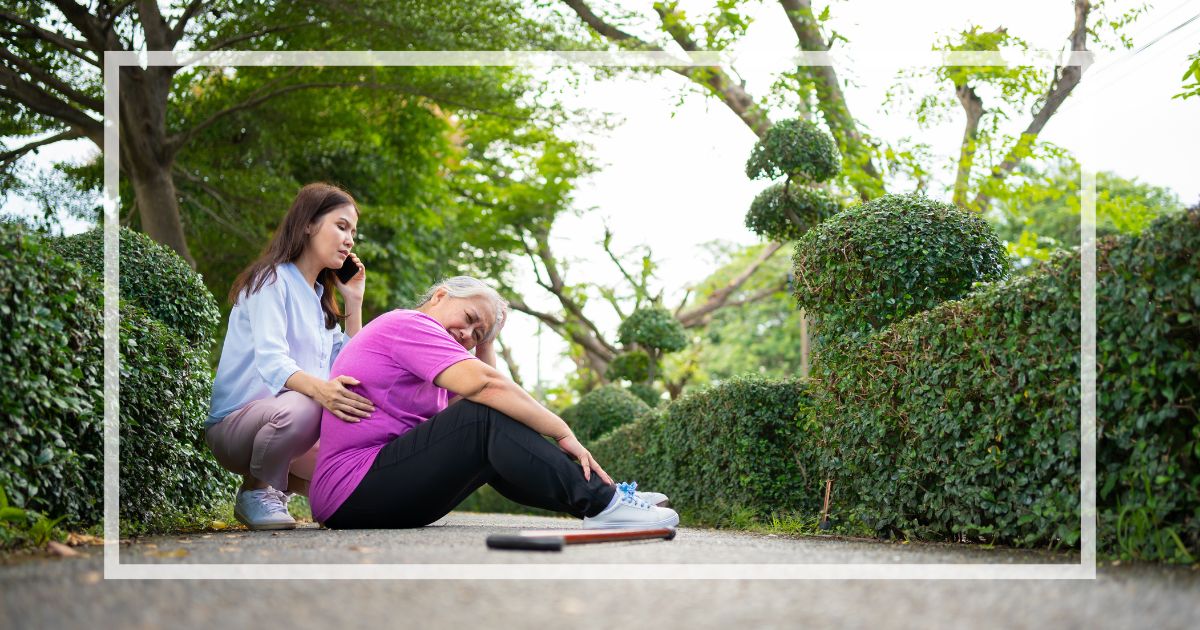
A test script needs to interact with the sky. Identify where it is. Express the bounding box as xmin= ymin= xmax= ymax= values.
xmin=4 ymin=0 xmax=1198 ymax=392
